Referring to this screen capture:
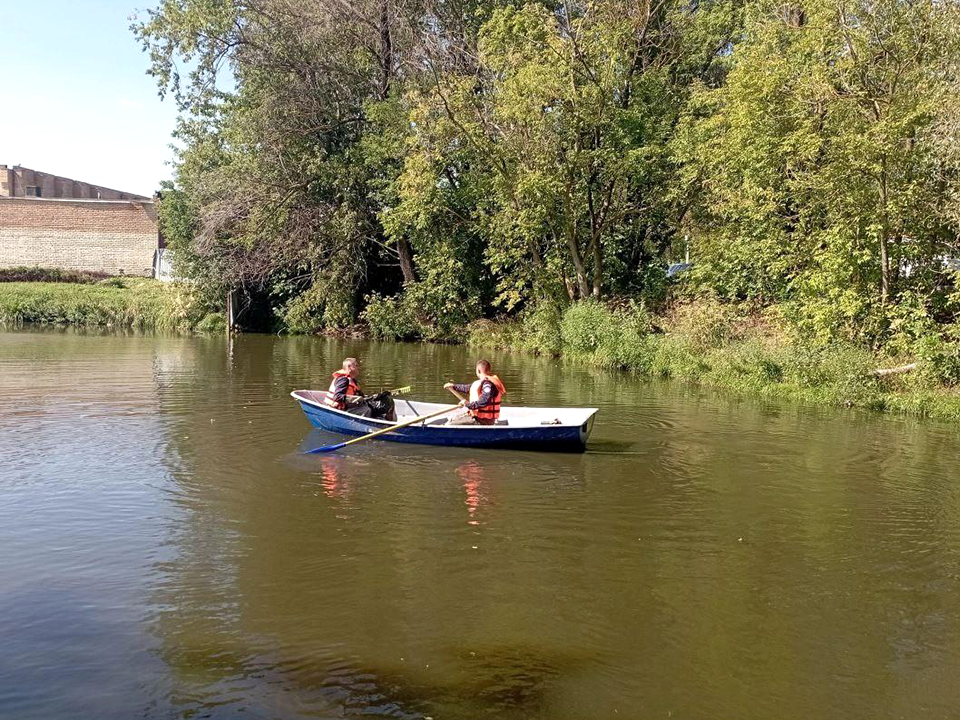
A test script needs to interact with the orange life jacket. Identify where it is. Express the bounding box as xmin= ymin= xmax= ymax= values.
xmin=325 ymin=370 xmax=361 ymax=410
xmin=469 ymin=374 xmax=506 ymax=422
